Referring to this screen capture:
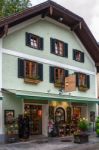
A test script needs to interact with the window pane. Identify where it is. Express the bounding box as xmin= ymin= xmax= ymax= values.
xmin=55 ymin=42 xmax=58 ymax=54
xmin=59 ymin=42 xmax=63 ymax=56
xmin=25 ymin=61 xmax=37 ymax=79
xmin=32 ymin=63 xmax=37 ymax=77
